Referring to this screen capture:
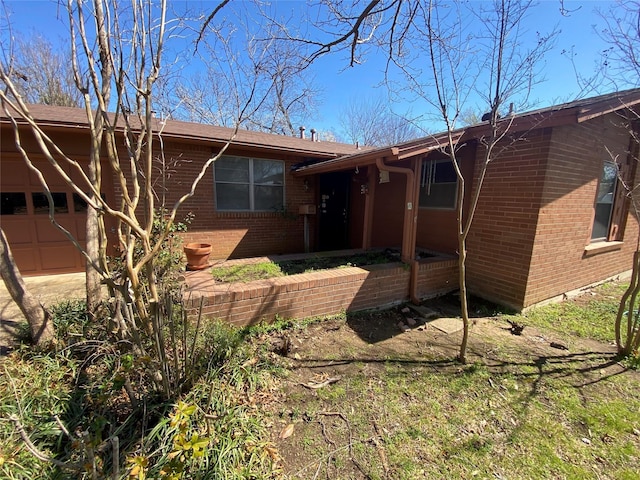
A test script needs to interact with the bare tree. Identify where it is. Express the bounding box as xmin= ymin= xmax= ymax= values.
xmin=4 ymin=34 xmax=82 ymax=107
xmin=262 ymin=0 xmax=556 ymax=362
xmin=599 ymin=0 xmax=640 ymax=87
xmin=611 ymin=107 xmax=640 ymax=357
xmin=598 ymin=0 xmax=640 ymax=356
xmin=340 ymin=96 xmax=421 ymax=146
xmin=165 ymin=7 xmax=319 ymax=135
xmin=0 ymin=0 xmax=243 ymax=399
